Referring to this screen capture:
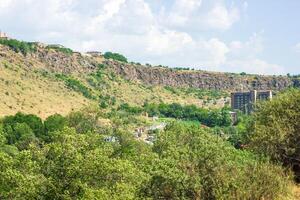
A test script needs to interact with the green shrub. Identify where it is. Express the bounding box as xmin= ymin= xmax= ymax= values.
xmin=0 ymin=39 xmax=37 ymax=55
xmin=99 ymin=95 xmax=116 ymax=108
xmin=0 ymin=113 xmax=292 ymax=199
xmin=118 ymin=103 xmax=143 ymax=114
xmin=97 ymin=63 xmax=106 ymax=70
xmin=143 ymin=103 xmax=231 ymax=127
xmin=104 ymin=52 xmax=128 ymax=63
xmin=44 ymin=114 xmax=67 ymax=133
xmin=2 ymin=112 xmax=44 ymax=140
xmin=248 ymin=89 xmax=300 ymax=180
xmin=46 ymin=45 xmax=73 ymax=55
xmin=55 ymin=74 xmax=95 ymax=99
xmin=140 ymin=122 xmax=291 ymax=200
